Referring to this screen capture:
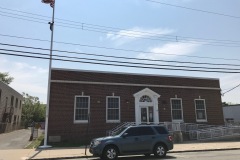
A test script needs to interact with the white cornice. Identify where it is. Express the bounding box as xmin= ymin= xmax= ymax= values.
xmin=51 ymin=80 xmax=221 ymax=91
